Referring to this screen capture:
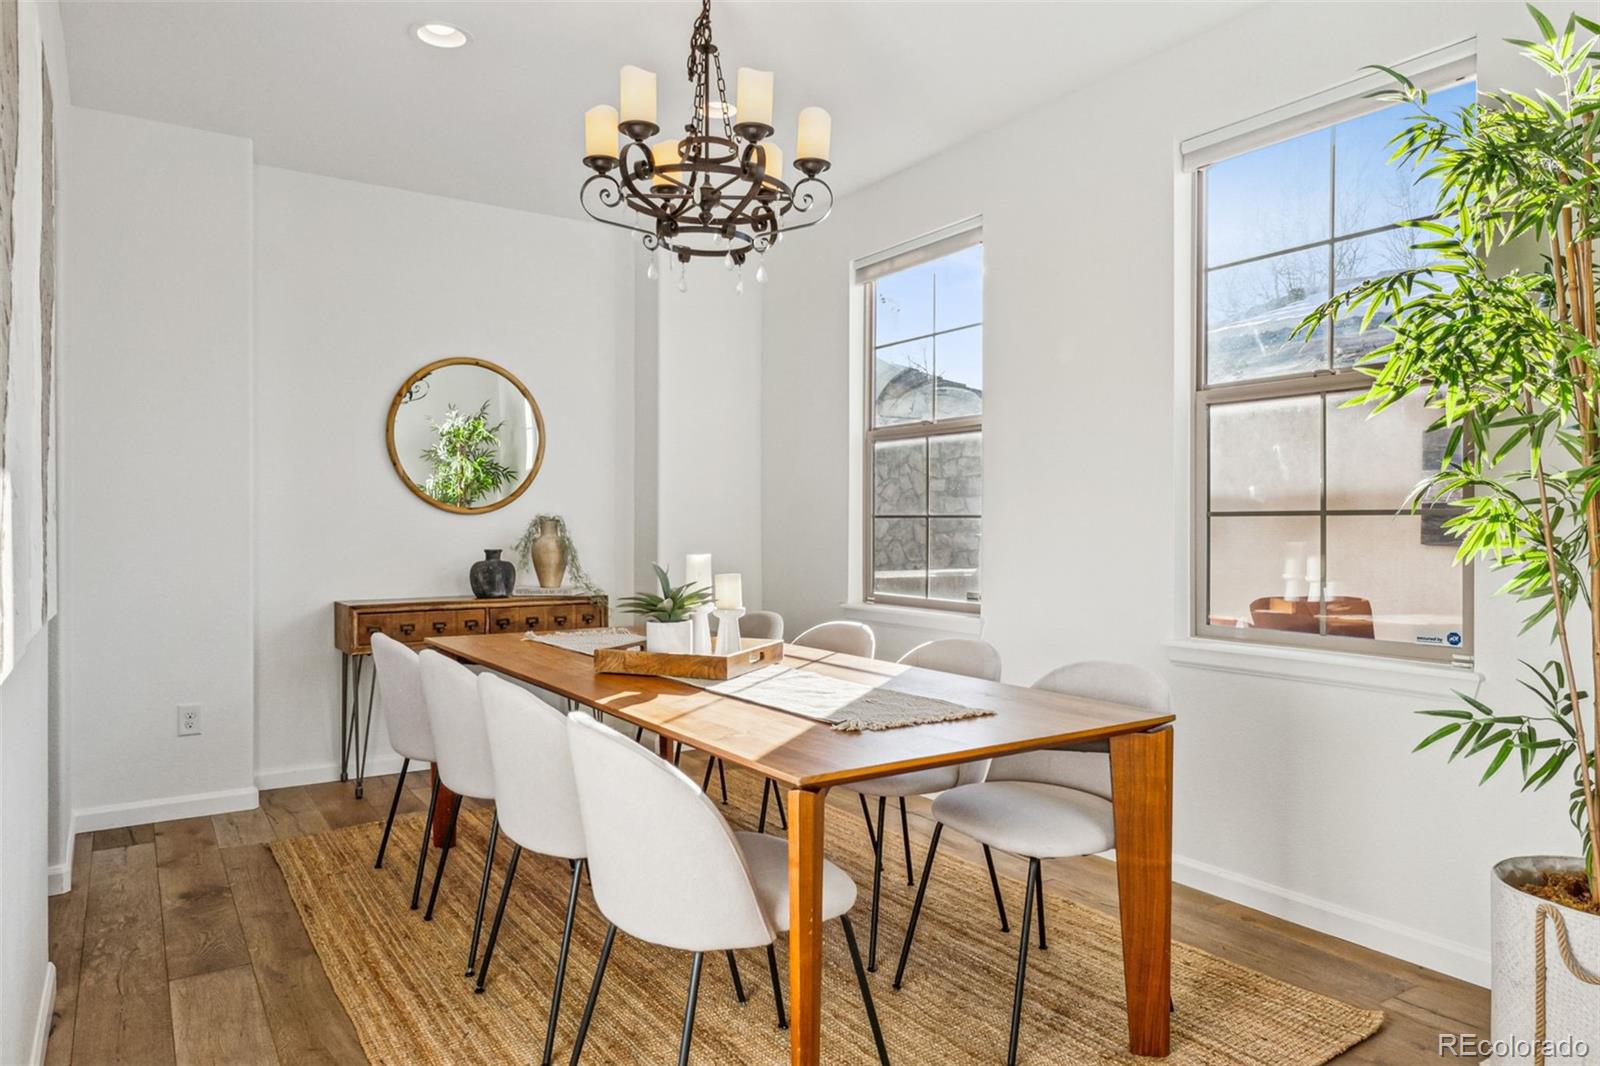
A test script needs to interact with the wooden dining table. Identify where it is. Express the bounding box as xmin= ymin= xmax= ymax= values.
xmin=426 ymin=632 xmax=1175 ymax=1063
